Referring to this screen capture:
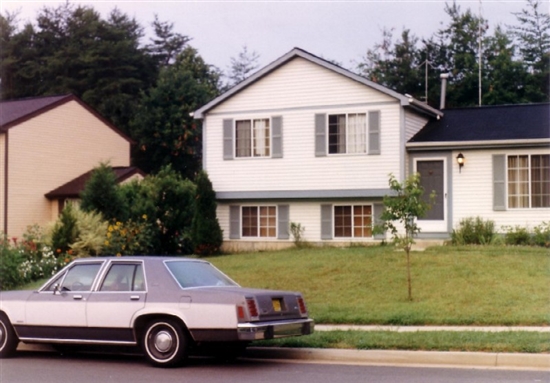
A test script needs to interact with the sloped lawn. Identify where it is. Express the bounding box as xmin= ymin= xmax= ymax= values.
xmin=207 ymin=245 xmax=550 ymax=326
